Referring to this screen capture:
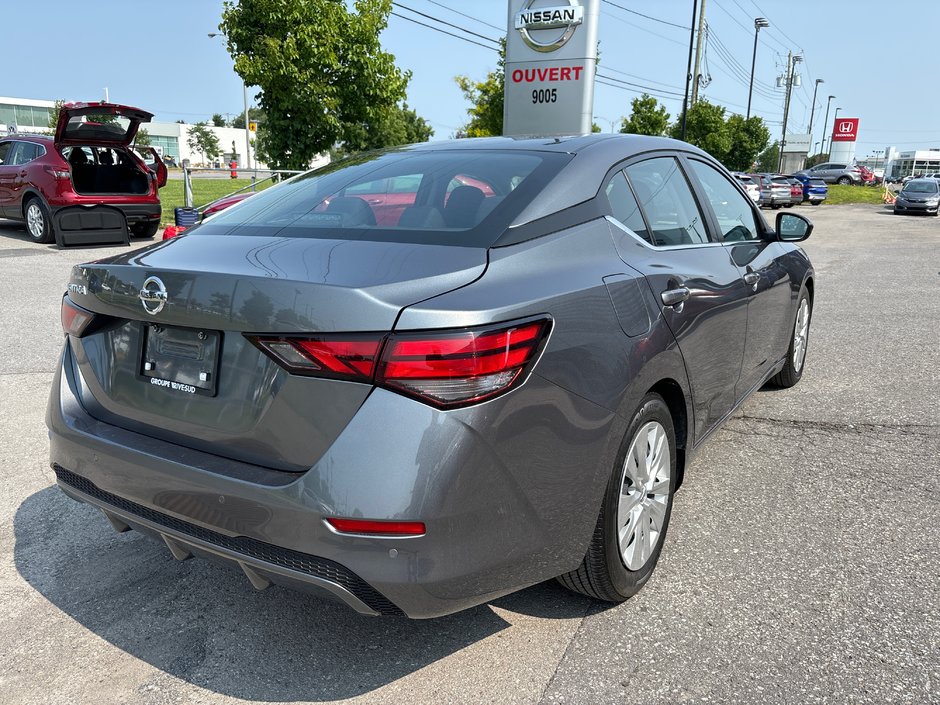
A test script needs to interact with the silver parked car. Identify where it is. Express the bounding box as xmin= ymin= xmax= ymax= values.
xmin=49 ymin=135 xmax=815 ymax=618
xmin=797 ymin=162 xmax=863 ymax=185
